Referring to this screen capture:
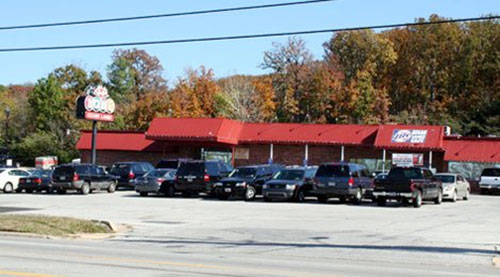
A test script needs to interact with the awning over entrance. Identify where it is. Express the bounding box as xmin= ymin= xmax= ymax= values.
xmin=443 ymin=137 xmax=500 ymax=163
